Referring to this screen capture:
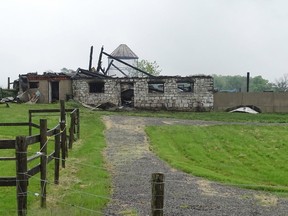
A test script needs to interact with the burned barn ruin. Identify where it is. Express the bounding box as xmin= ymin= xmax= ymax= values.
xmin=14 ymin=44 xmax=213 ymax=111
xmin=72 ymin=45 xmax=214 ymax=111
xmin=72 ymin=72 xmax=213 ymax=111
xmin=16 ymin=72 xmax=72 ymax=103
